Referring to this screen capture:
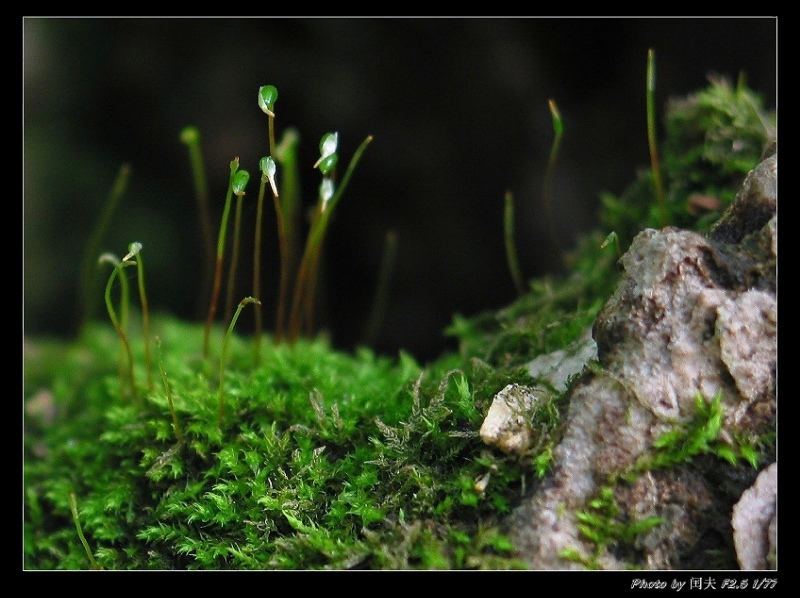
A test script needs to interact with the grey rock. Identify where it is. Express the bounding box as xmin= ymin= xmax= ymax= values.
xmin=732 ymin=462 xmax=777 ymax=570
xmin=508 ymin=149 xmax=776 ymax=569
